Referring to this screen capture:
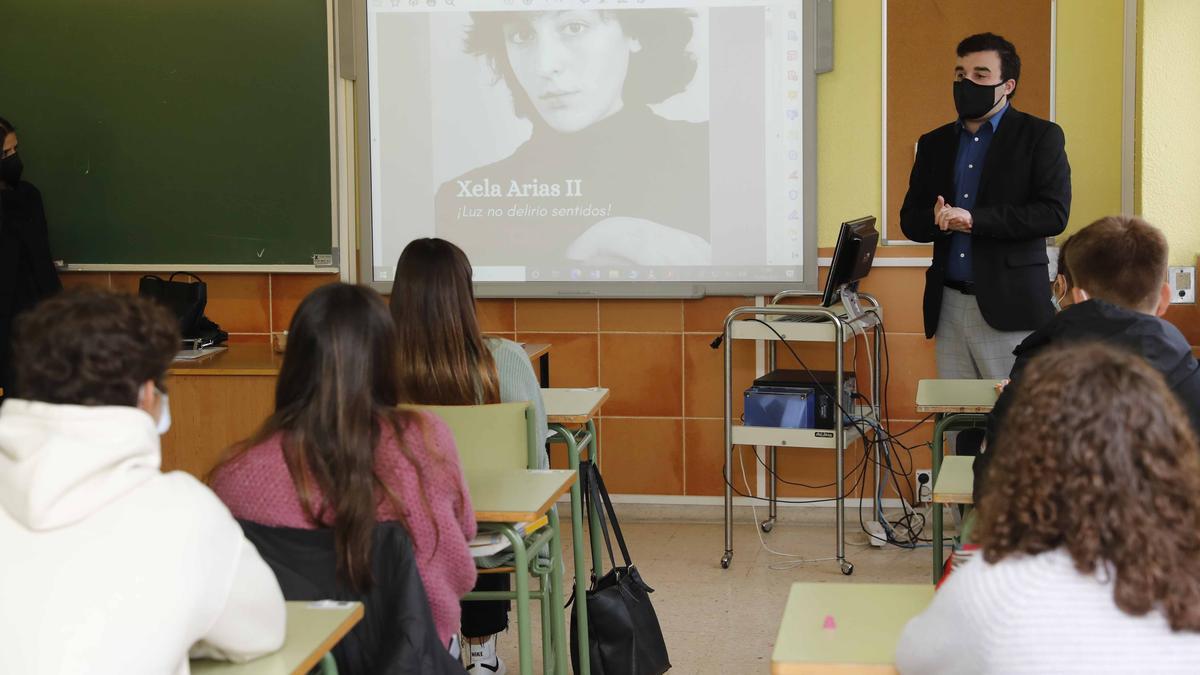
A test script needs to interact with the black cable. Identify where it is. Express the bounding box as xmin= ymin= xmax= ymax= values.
xmin=719 ymin=310 xmax=943 ymax=543
xmin=736 ymin=411 xmax=864 ymax=490
xmin=723 ymin=416 xmax=879 ymax=505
